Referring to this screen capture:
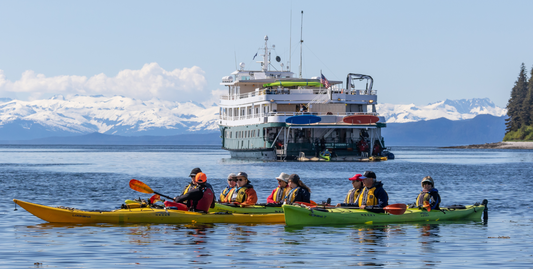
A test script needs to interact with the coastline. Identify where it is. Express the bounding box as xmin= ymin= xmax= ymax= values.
xmin=443 ymin=141 xmax=533 ymax=149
